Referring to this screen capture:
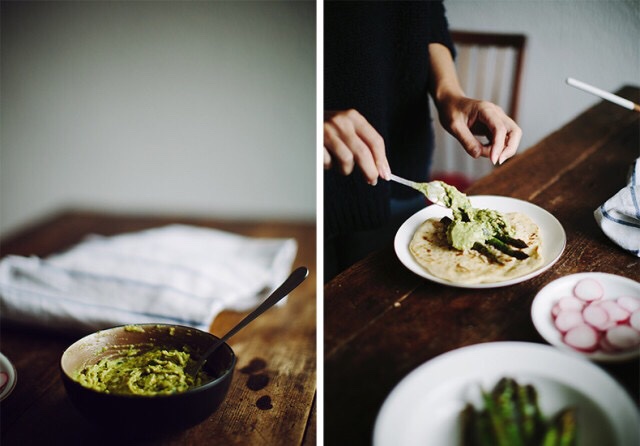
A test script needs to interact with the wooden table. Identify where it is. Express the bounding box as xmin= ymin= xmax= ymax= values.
xmin=324 ymin=86 xmax=640 ymax=445
xmin=0 ymin=213 xmax=316 ymax=445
